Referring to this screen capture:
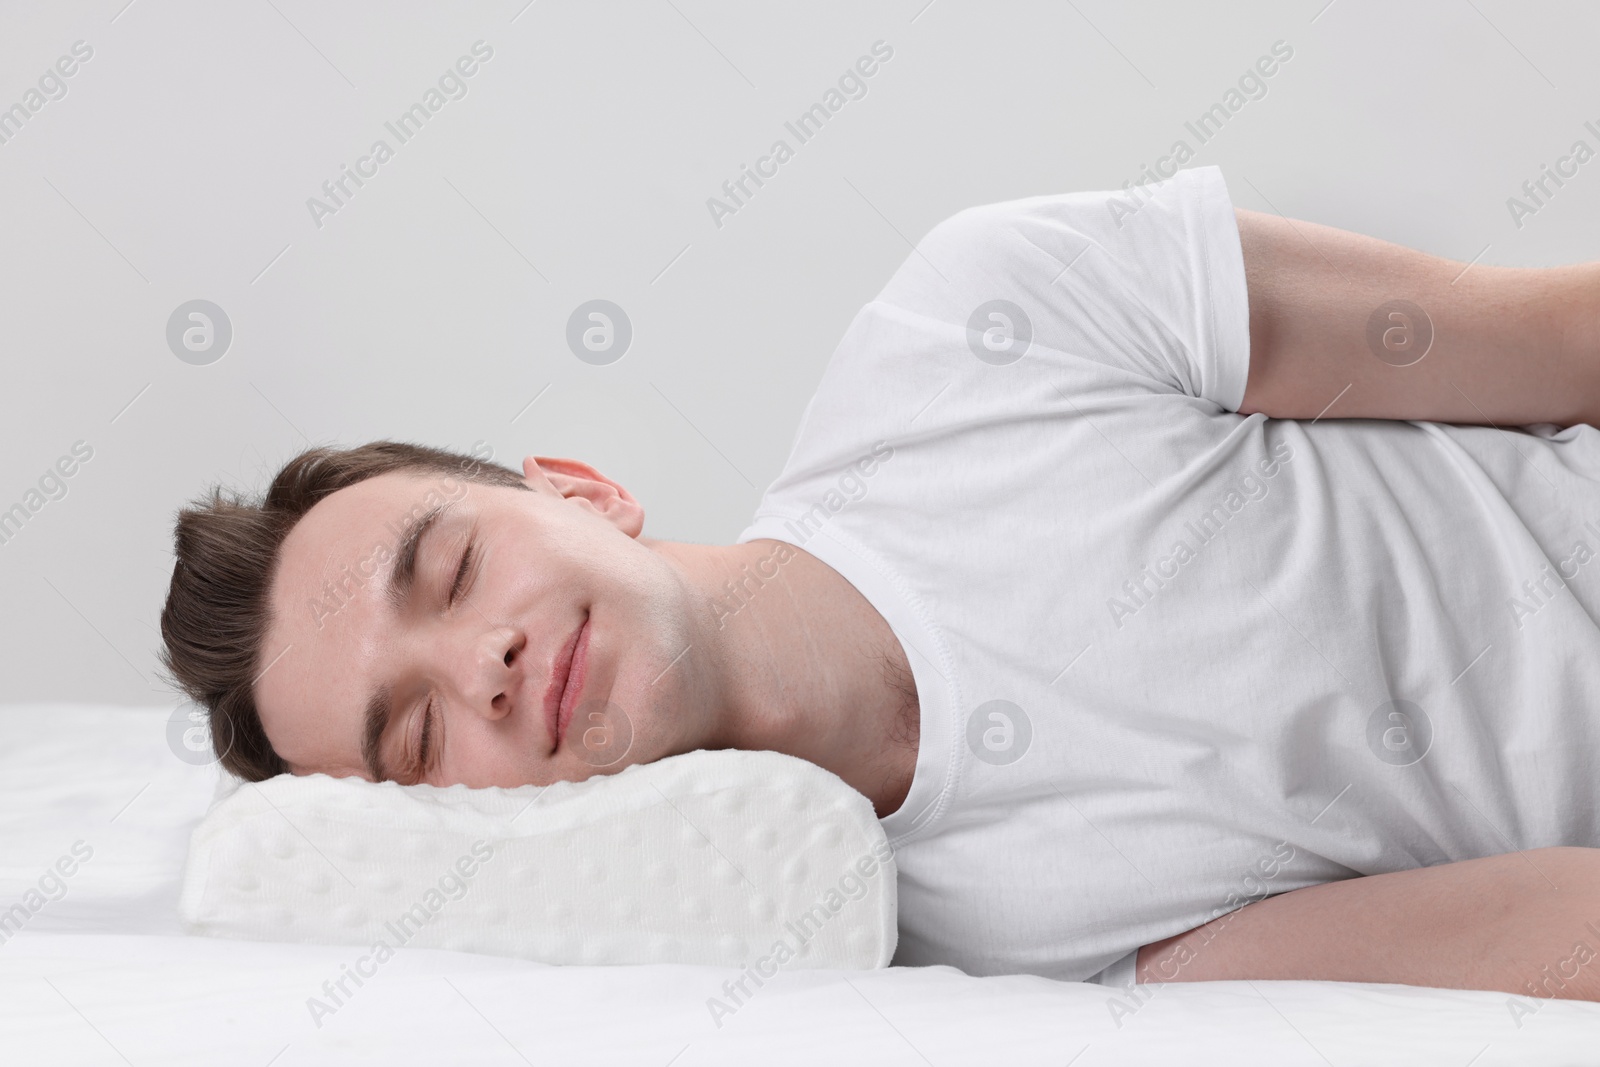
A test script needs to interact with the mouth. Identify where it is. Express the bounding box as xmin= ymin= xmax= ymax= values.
xmin=546 ymin=613 xmax=590 ymax=754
